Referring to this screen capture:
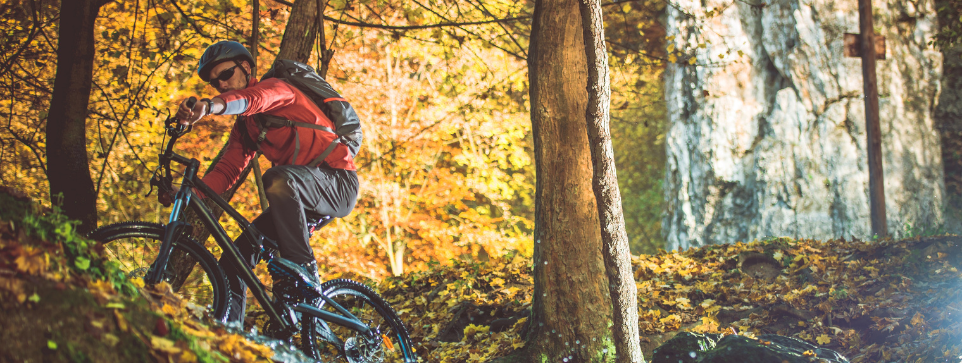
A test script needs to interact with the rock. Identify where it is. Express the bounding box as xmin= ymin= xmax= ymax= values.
xmin=662 ymin=0 xmax=945 ymax=250
xmin=651 ymin=332 xmax=849 ymax=363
